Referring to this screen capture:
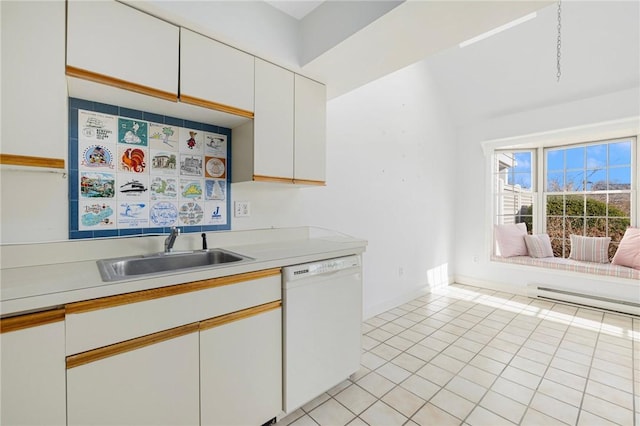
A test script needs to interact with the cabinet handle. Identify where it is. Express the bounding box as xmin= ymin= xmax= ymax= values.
xmin=200 ymin=300 xmax=281 ymax=331
xmin=66 ymin=322 xmax=199 ymax=369
xmin=180 ymin=94 xmax=254 ymax=119
xmin=66 ymin=268 xmax=282 ymax=314
xmin=1 ymin=308 xmax=65 ymax=334
xmin=66 ymin=65 xmax=178 ymax=102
